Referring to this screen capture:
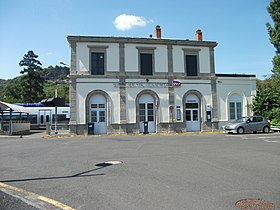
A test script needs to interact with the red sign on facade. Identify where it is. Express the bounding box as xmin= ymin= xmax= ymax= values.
xmin=173 ymin=80 xmax=181 ymax=87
